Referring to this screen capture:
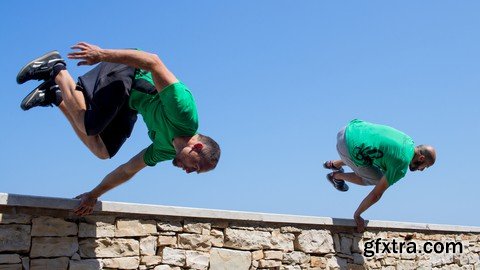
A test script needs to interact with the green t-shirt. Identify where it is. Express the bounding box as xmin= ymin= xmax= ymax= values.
xmin=345 ymin=119 xmax=415 ymax=186
xmin=129 ymin=69 xmax=198 ymax=166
